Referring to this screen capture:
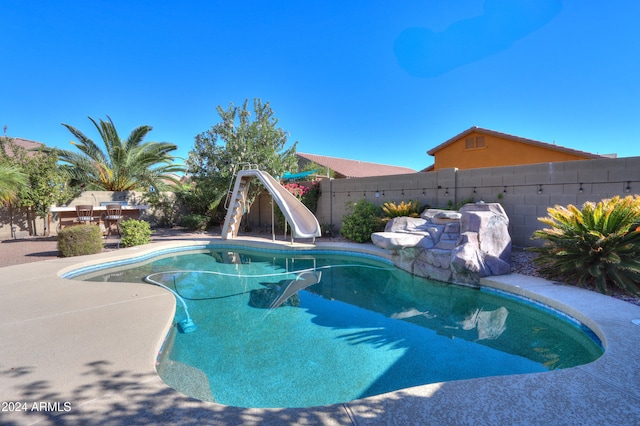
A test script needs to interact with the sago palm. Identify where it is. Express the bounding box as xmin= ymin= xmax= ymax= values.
xmin=530 ymin=195 xmax=640 ymax=296
xmin=59 ymin=116 xmax=182 ymax=191
xmin=381 ymin=200 xmax=422 ymax=219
